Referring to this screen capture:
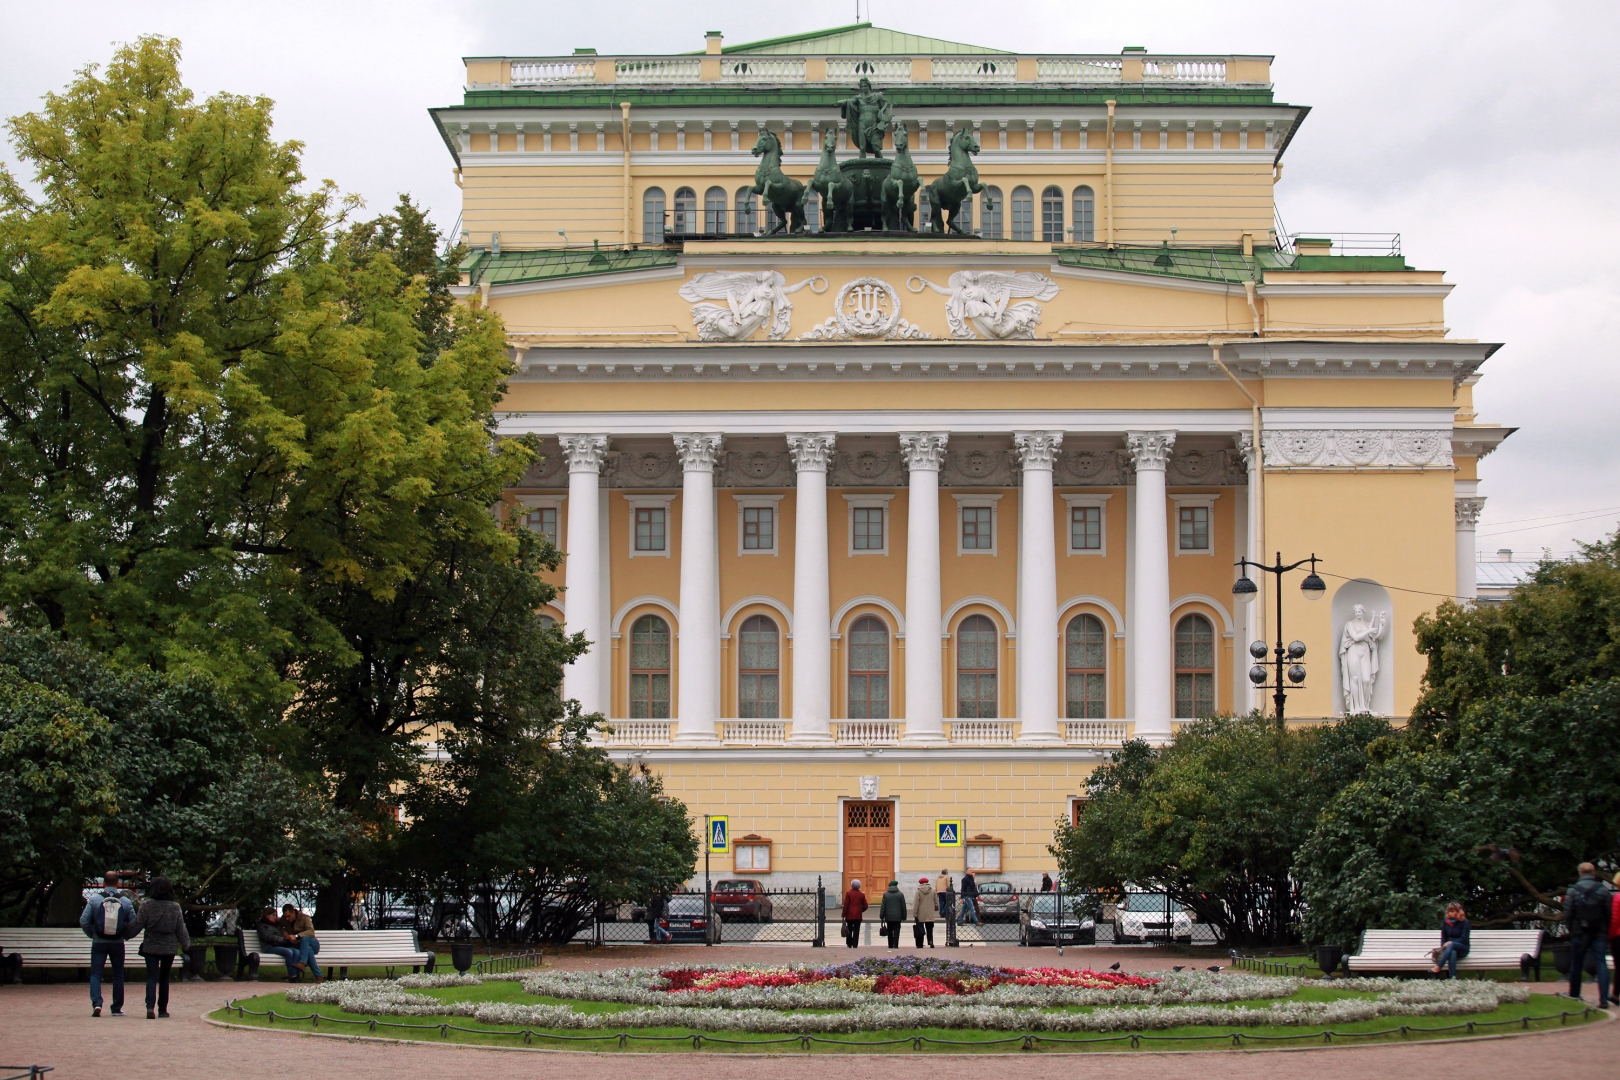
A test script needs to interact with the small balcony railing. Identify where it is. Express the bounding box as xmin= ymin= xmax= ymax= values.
xmin=1063 ymin=720 xmax=1132 ymax=746
xmin=602 ymin=719 xmax=674 ymax=746
xmin=946 ymin=719 xmax=1018 ymax=745
xmin=720 ymin=719 xmax=788 ymax=745
xmin=832 ymin=720 xmax=901 ymax=745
